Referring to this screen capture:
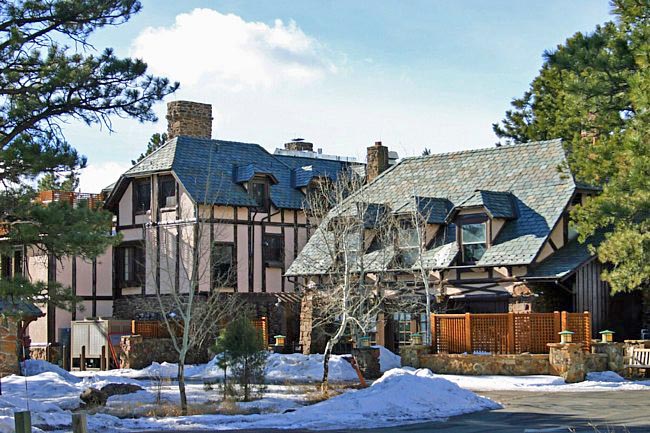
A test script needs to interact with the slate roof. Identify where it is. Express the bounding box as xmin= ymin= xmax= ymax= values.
xmin=451 ymin=190 xmax=517 ymax=219
xmin=275 ymin=154 xmax=352 ymax=189
xmin=394 ymin=197 xmax=453 ymax=224
xmin=106 ymin=136 xmax=353 ymax=210
xmin=287 ymin=139 xmax=577 ymax=276
xmin=525 ymin=238 xmax=596 ymax=280
xmin=0 ymin=299 xmax=43 ymax=318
